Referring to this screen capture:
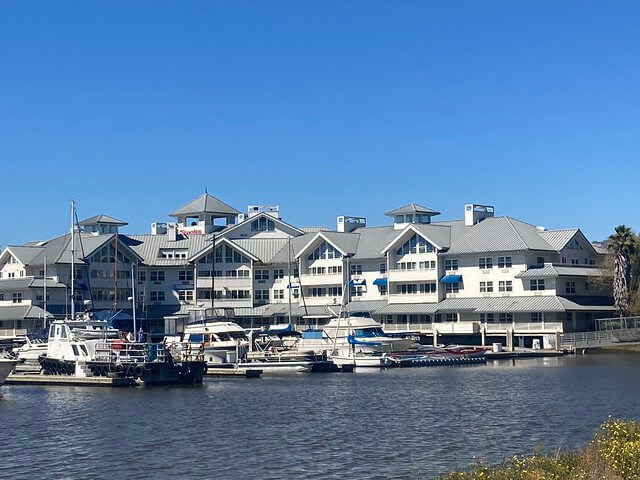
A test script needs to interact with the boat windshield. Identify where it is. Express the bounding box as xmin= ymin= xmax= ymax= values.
xmin=353 ymin=328 xmax=386 ymax=338
xmin=188 ymin=333 xmax=204 ymax=343
xmin=217 ymin=332 xmax=248 ymax=341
